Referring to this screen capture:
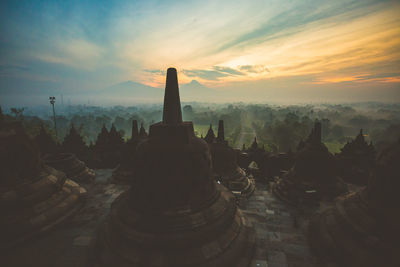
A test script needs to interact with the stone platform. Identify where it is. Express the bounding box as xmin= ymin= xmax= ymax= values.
xmin=242 ymin=183 xmax=317 ymax=267
xmin=2 ymin=171 xmax=317 ymax=267
xmin=1 ymin=169 xmax=128 ymax=267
